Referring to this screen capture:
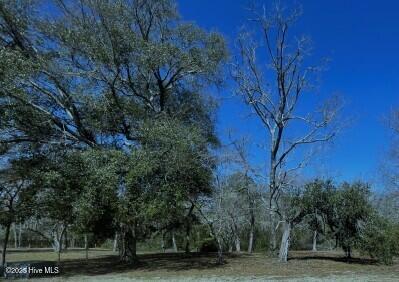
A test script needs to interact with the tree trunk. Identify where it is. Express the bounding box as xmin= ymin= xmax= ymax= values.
xmin=184 ymin=227 xmax=191 ymax=254
xmin=55 ymin=226 xmax=66 ymax=265
xmin=161 ymin=232 xmax=165 ymax=253
xmin=312 ymin=230 xmax=317 ymax=251
xmin=1 ymin=223 xmax=11 ymax=267
xmin=278 ymin=221 xmax=292 ymax=262
xmin=113 ymin=233 xmax=118 ymax=252
xmin=235 ymin=236 xmax=241 ymax=252
xmin=216 ymin=237 xmax=224 ymax=265
xmin=269 ymin=208 xmax=277 ymax=255
xmin=18 ymin=223 xmax=22 ymax=248
xmin=248 ymin=227 xmax=254 ymax=253
xmin=71 ymin=235 xmax=75 ymax=248
xmin=172 ymin=231 xmax=177 ymax=252
xmin=345 ymin=246 xmax=352 ymax=259
xmin=13 ymin=223 xmax=17 ymax=249
xmin=184 ymin=204 xmax=194 ymax=254
xmin=64 ymin=230 xmax=68 ymax=250
xmin=84 ymin=234 xmax=89 ymax=261
xmin=120 ymin=225 xmax=138 ymax=263
xmin=248 ymin=200 xmax=255 ymax=253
